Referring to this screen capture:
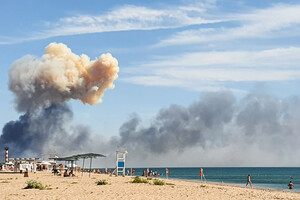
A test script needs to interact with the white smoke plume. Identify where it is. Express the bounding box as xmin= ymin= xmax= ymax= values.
xmin=9 ymin=43 xmax=119 ymax=112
